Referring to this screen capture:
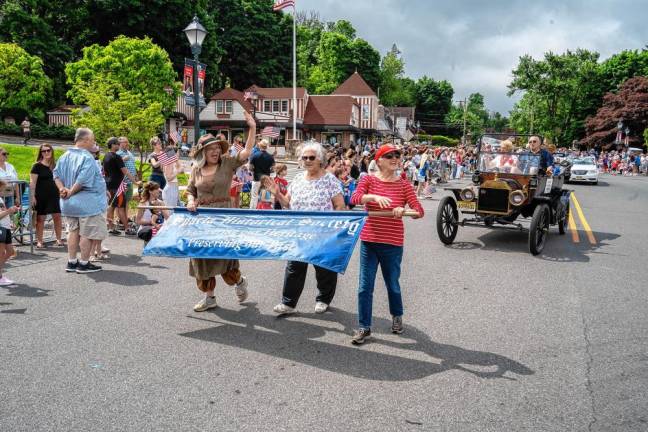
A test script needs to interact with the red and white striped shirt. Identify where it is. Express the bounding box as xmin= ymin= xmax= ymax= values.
xmin=351 ymin=175 xmax=424 ymax=246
